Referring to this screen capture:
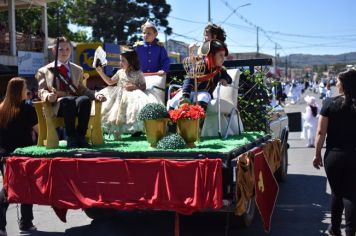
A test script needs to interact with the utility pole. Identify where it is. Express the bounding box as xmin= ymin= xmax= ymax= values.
xmin=256 ymin=26 xmax=259 ymax=56
xmin=284 ymin=56 xmax=288 ymax=81
xmin=165 ymin=31 xmax=168 ymax=51
xmin=208 ymin=0 xmax=211 ymax=22
xmin=274 ymin=43 xmax=278 ymax=77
